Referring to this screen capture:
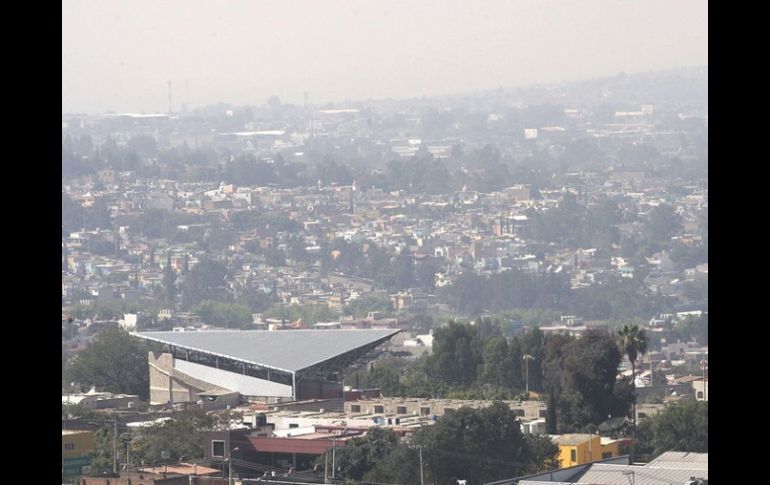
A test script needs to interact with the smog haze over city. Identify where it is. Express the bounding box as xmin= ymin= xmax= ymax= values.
xmin=63 ymin=0 xmax=707 ymax=114
xmin=62 ymin=2 xmax=708 ymax=484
